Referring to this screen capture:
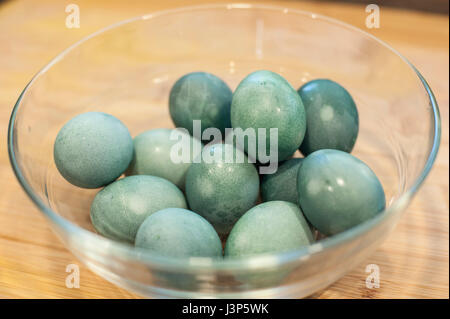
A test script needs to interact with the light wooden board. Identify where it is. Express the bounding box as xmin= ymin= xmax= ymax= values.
xmin=0 ymin=0 xmax=448 ymax=299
